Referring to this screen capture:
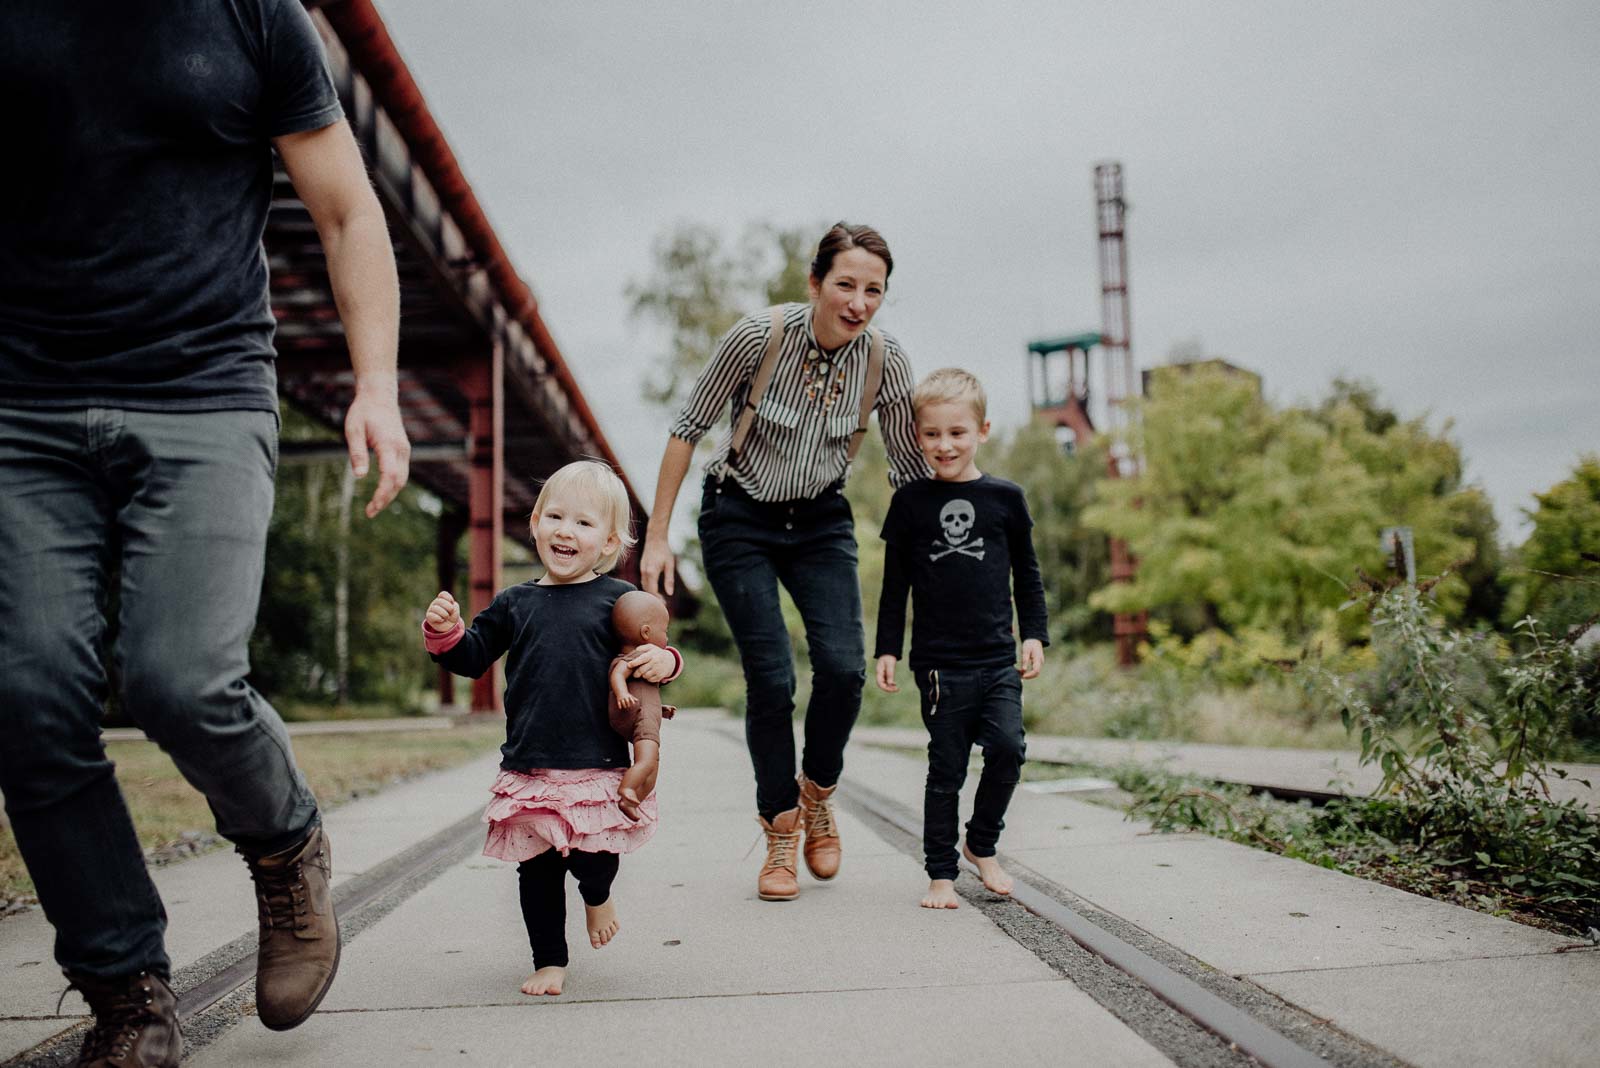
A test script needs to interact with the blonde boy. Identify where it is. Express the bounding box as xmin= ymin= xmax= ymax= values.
xmin=873 ymin=369 xmax=1048 ymax=908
